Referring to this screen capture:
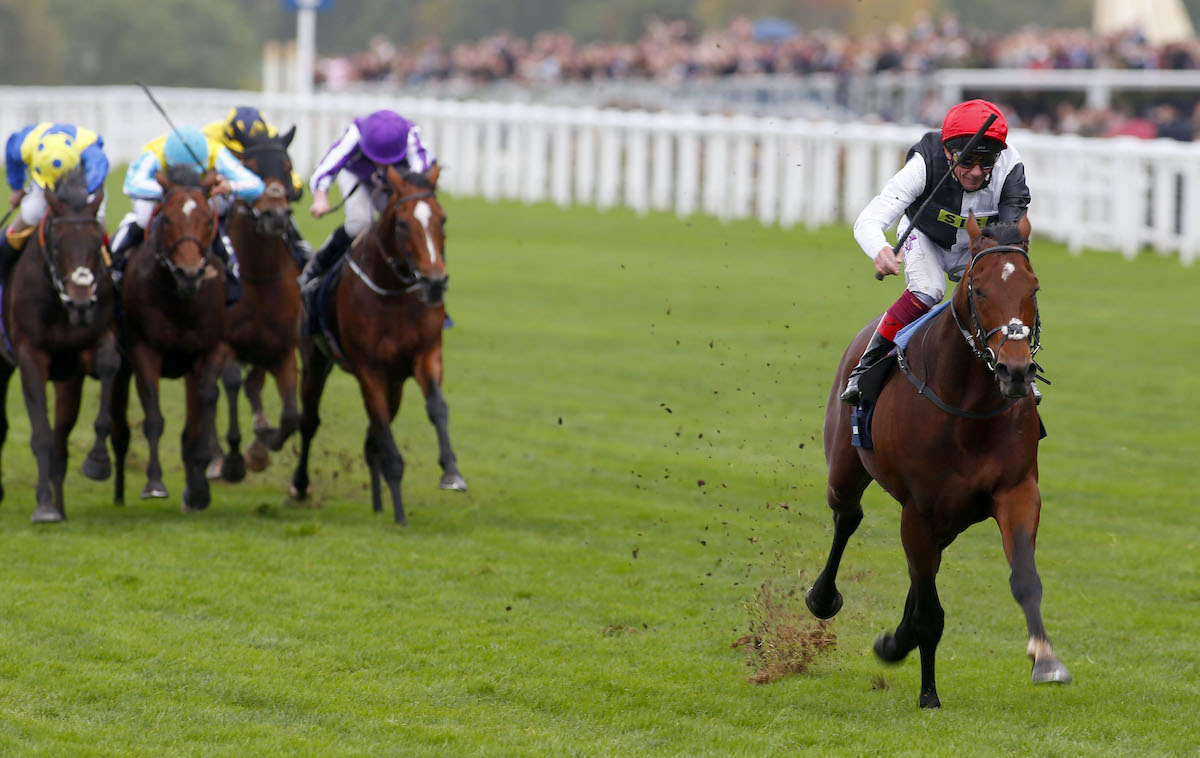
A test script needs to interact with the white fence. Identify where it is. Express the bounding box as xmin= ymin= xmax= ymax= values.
xmin=2 ymin=86 xmax=1198 ymax=264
